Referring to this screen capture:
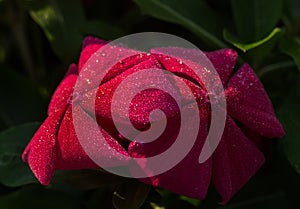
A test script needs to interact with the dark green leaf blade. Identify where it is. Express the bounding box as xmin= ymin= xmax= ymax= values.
xmin=278 ymin=76 xmax=300 ymax=174
xmin=223 ymin=28 xmax=281 ymax=52
xmin=25 ymin=0 xmax=85 ymax=61
xmin=112 ymin=179 xmax=151 ymax=209
xmin=0 ymin=122 xmax=40 ymax=186
xmin=133 ymin=0 xmax=227 ymax=48
xmin=279 ymin=36 xmax=300 ymax=71
xmin=230 ymin=0 xmax=283 ymax=42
